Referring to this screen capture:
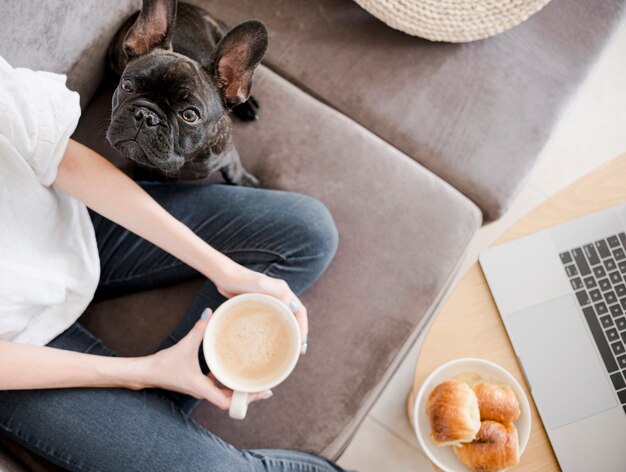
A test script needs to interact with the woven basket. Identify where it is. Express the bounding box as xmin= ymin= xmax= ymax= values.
xmin=353 ymin=0 xmax=552 ymax=42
